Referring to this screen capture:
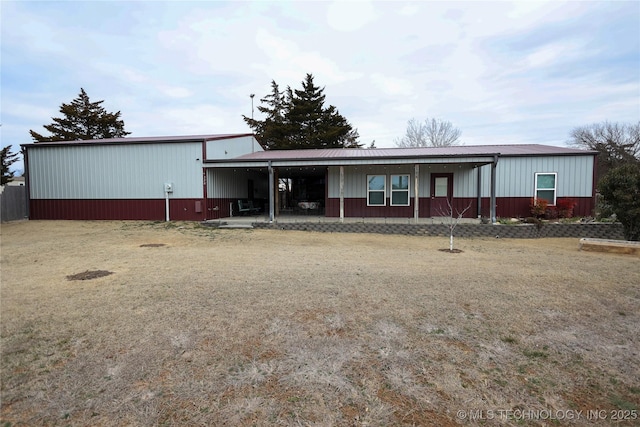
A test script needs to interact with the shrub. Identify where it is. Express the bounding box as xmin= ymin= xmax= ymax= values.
xmin=595 ymin=192 xmax=614 ymax=220
xmin=556 ymin=198 xmax=576 ymax=218
xmin=599 ymin=163 xmax=640 ymax=241
xmin=524 ymin=217 xmax=543 ymax=230
xmin=530 ymin=198 xmax=548 ymax=218
xmin=545 ymin=206 xmax=558 ymax=220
